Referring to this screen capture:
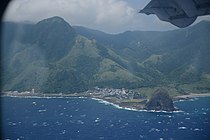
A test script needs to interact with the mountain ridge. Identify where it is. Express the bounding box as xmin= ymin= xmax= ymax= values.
xmin=2 ymin=17 xmax=210 ymax=94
